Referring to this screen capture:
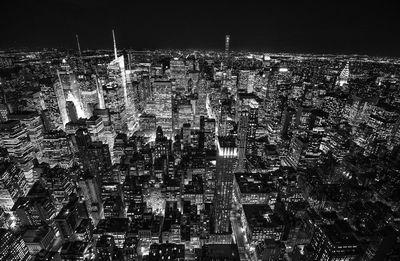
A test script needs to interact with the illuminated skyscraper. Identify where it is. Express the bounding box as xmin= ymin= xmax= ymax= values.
xmin=170 ymin=59 xmax=187 ymax=91
xmin=0 ymin=120 xmax=34 ymax=187
xmin=8 ymin=112 xmax=44 ymax=158
xmin=42 ymin=130 xmax=74 ymax=168
xmin=310 ymin=223 xmax=360 ymax=261
xmin=78 ymin=171 xmax=104 ymax=222
xmin=56 ymin=60 xmax=86 ymax=126
xmin=78 ymin=73 xmax=100 ymax=116
xmin=12 ymin=182 xmax=57 ymax=226
xmin=336 ymin=61 xmax=350 ymax=90
xmin=0 ymin=229 xmax=31 ymax=261
xmin=39 ymin=78 xmax=63 ymax=130
xmin=200 ymin=116 xmax=216 ymax=152
xmin=236 ymin=95 xmax=259 ymax=170
xmin=66 ymin=101 xmax=78 ymax=123
xmin=105 ymin=56 xmax=128 ymax=133
xmin=0 ymin=104 xmax=8 ymax=122
xmin=148 ymin=81 xmax=173 ymax=138
xmin=102 ymin=30 xmax=132 ymax=134
xmin=213 ymin=136 xmax=237 ymax=234
xmin=286 ymin=136 xmax=307 ymax=169
xmin=0 ymin=162 xmax=28 ymax=211
xmin=225 ymin=35 xmax=230 ymax=58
